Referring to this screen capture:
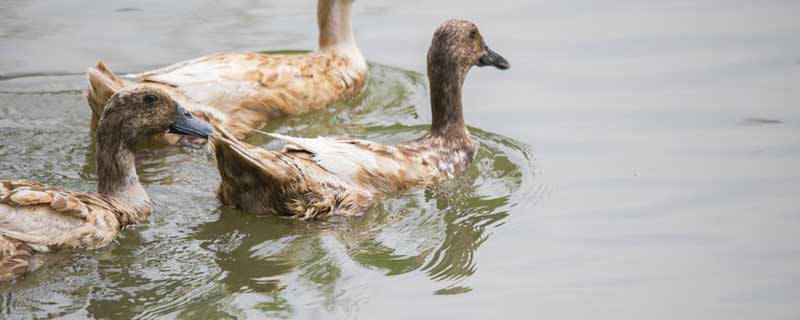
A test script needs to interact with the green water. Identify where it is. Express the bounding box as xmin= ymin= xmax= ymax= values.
xmin=2 ymin=0 xmax=800 ymax=319
xmin=0 ymin=62 xmax=538 ymax=318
